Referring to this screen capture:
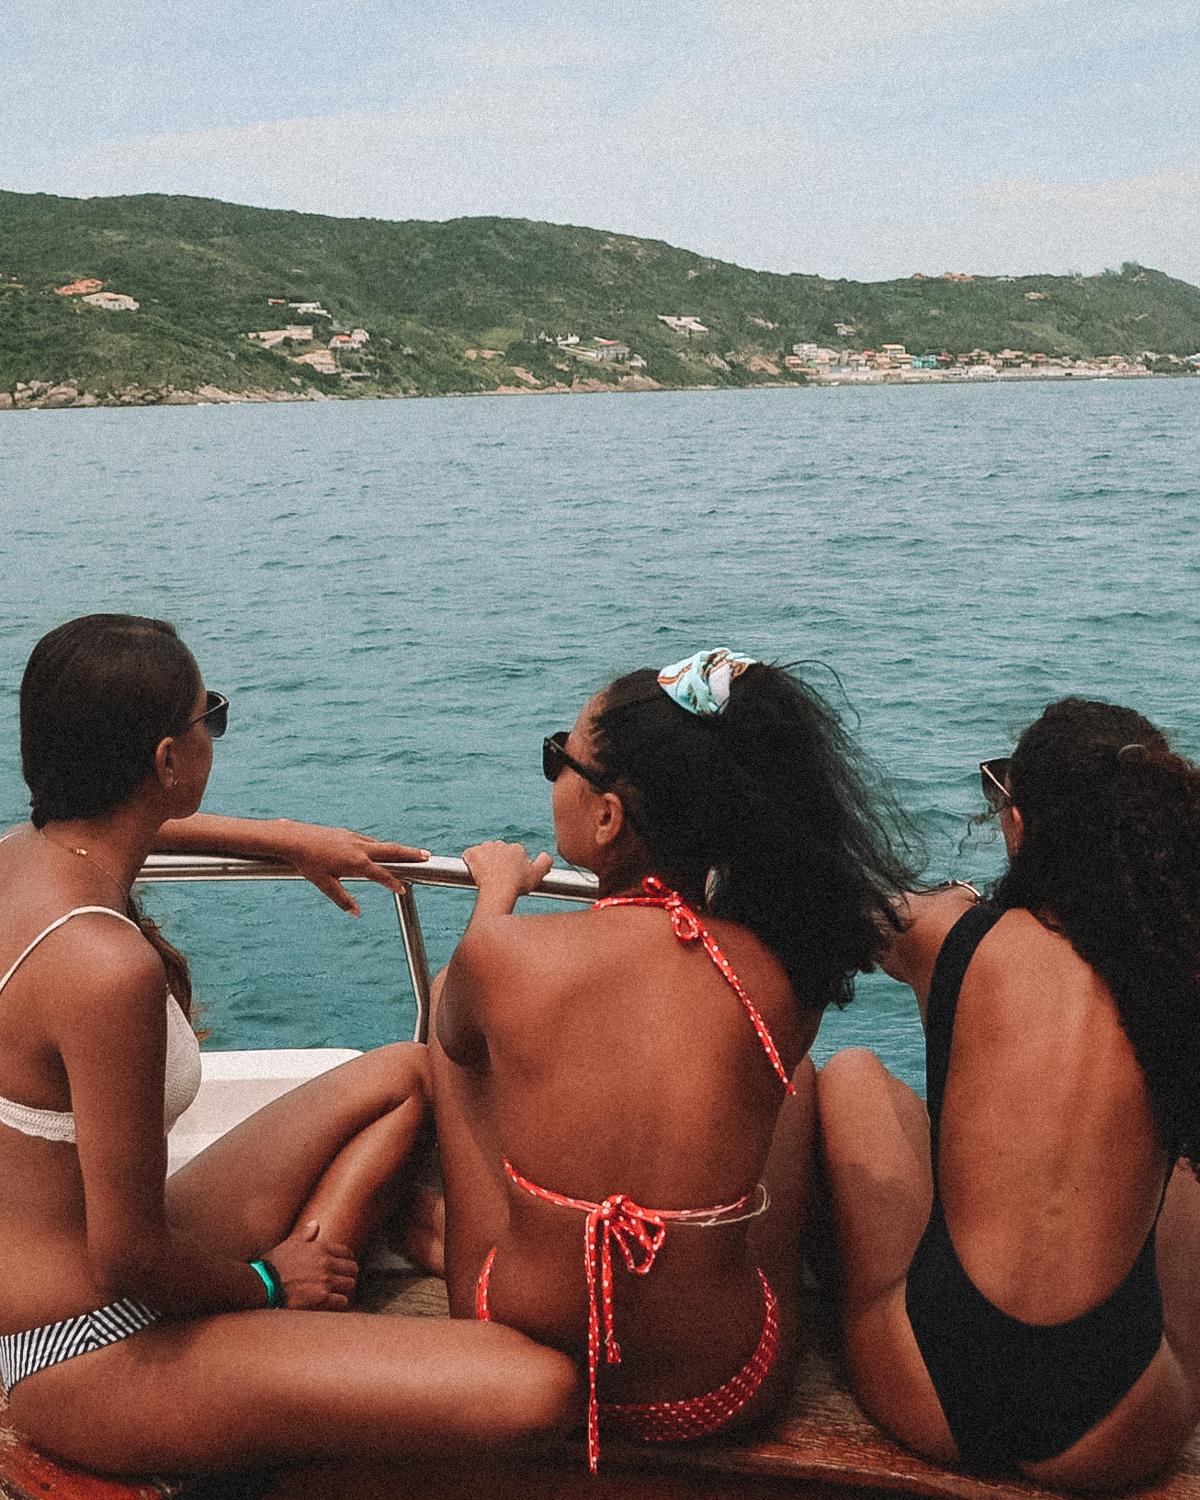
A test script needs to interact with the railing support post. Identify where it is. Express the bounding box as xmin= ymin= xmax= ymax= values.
xmin=394 ymin=886 xmax=433 ymax=1042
